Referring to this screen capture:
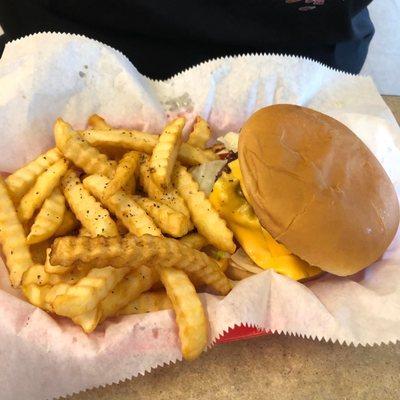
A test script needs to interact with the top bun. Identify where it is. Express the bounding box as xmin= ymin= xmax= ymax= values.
xmin=238 ymin=104 xmax=399 ymax=276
